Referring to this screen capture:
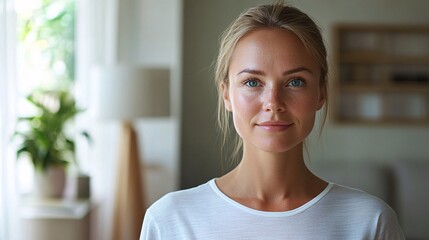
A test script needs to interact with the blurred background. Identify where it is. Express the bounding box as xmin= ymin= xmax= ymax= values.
xmin=1 ymin=0 xmax=428 ymax=239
